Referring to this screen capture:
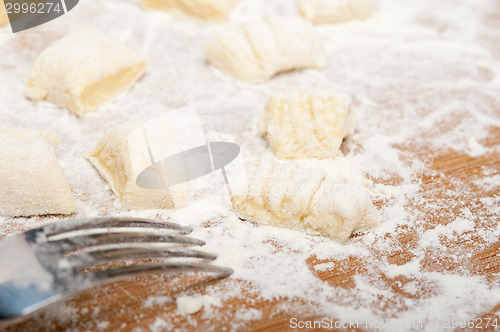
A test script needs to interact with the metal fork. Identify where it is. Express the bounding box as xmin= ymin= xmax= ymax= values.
xmin=0 ymin=217 xmax=232 ymax=321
